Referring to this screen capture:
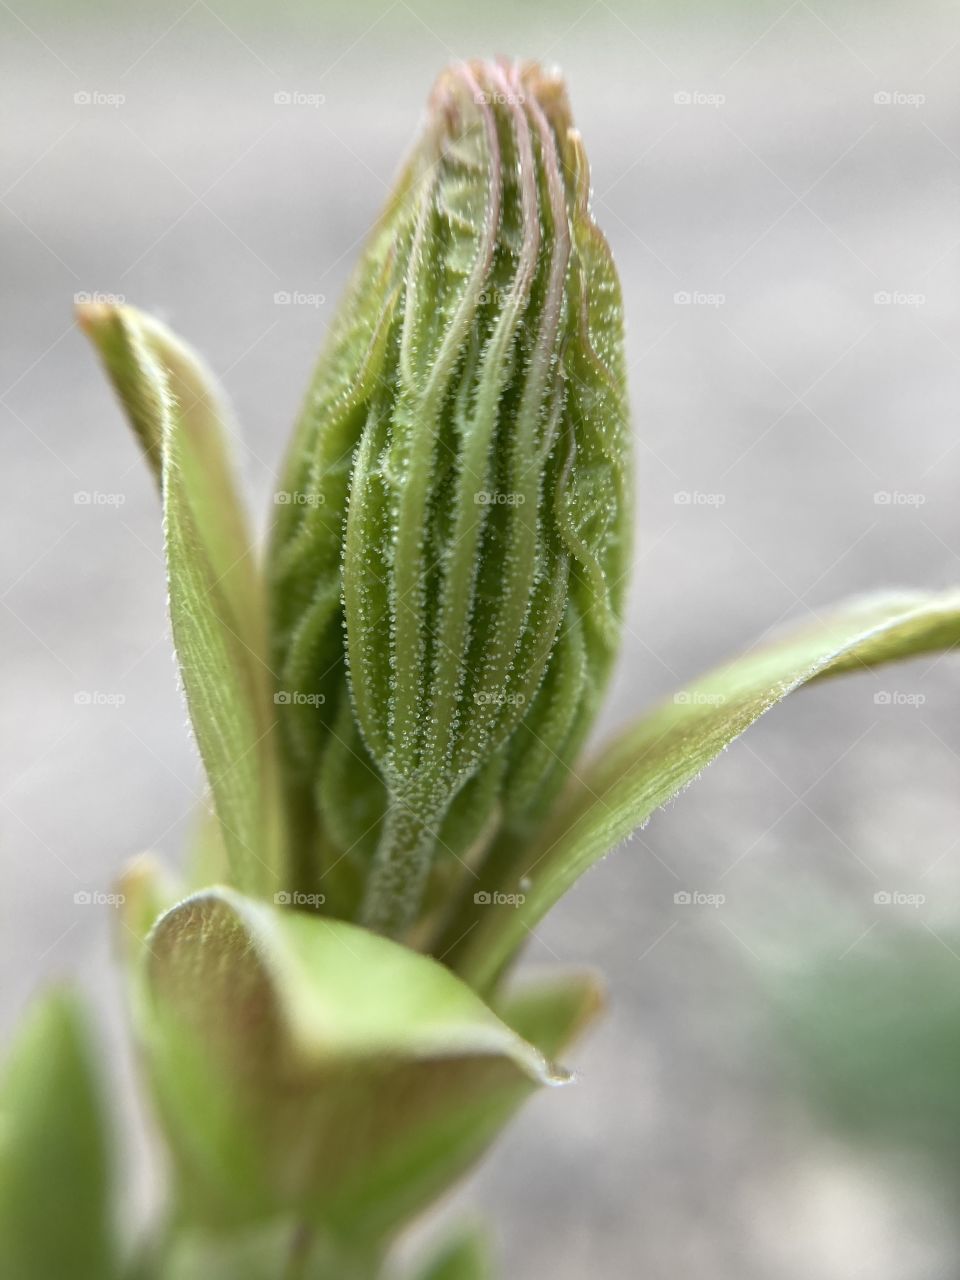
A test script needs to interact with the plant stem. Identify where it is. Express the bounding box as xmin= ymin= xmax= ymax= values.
xmin=360 ymin=793 xmax=440 ymax=937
